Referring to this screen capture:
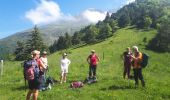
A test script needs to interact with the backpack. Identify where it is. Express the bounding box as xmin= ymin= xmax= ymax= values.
xmin=70 ymin=81 xmax=84 ymax=88
xmin=141 ymin=53 xmax=149 ymax=68
xmin=23 ymin=60 xmax=39 ymax=81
